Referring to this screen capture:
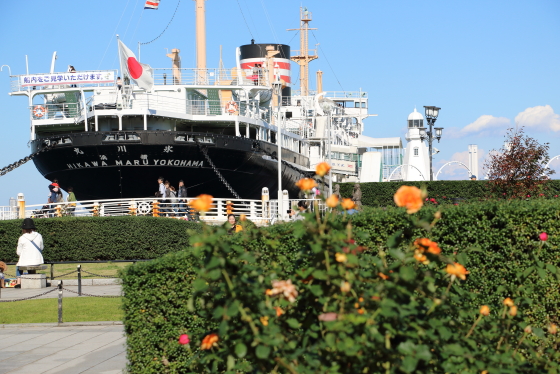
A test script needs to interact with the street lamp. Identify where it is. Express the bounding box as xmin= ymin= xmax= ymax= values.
xmin=422 ymin=106 xmax=443 ymax=181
